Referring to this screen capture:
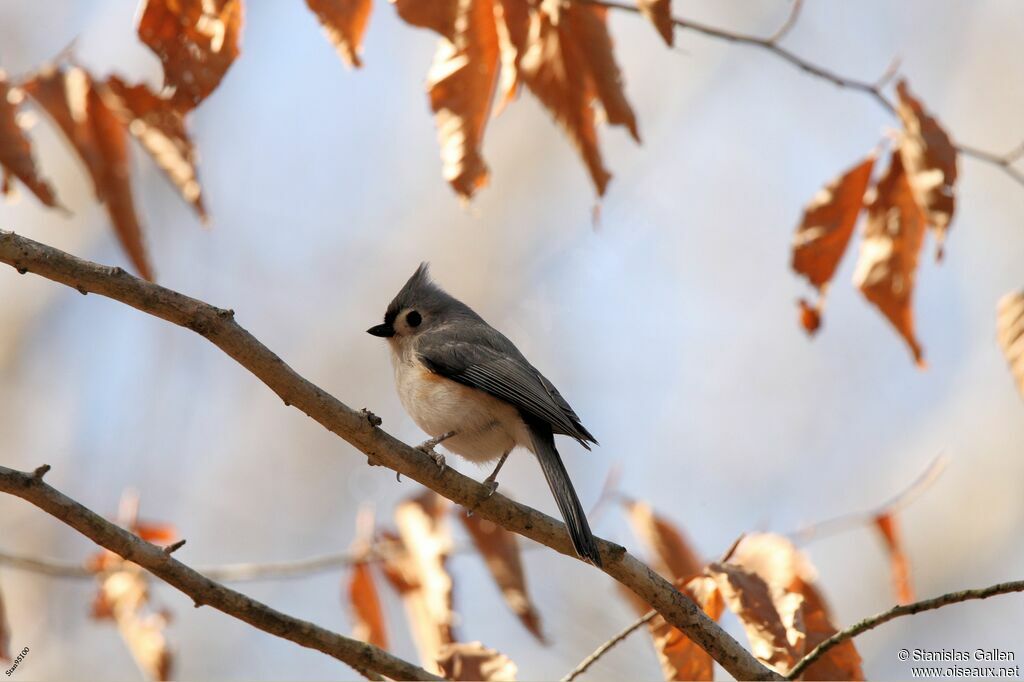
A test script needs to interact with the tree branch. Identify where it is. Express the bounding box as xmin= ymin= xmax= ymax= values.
xmin=790 ymin=454 xmax=946 ymax=544
xmin=560 ymin=609 xmax=657 ymax=682
xmin=786 ymin=579 xmax=1024 ymax=679
xmin=588 ymin=0 xmax=1024 ymax=188
xmin=0 ymin=464 xmax=437 ymax=682
xmin=0 ymin=230 xmax=780 ymax=682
